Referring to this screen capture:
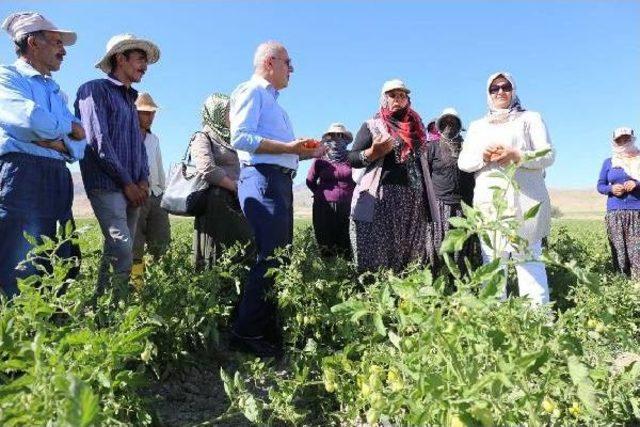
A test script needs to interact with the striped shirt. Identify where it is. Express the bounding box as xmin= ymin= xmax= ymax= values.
xmin=75 ymin=76 xmax=149 ymax=192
